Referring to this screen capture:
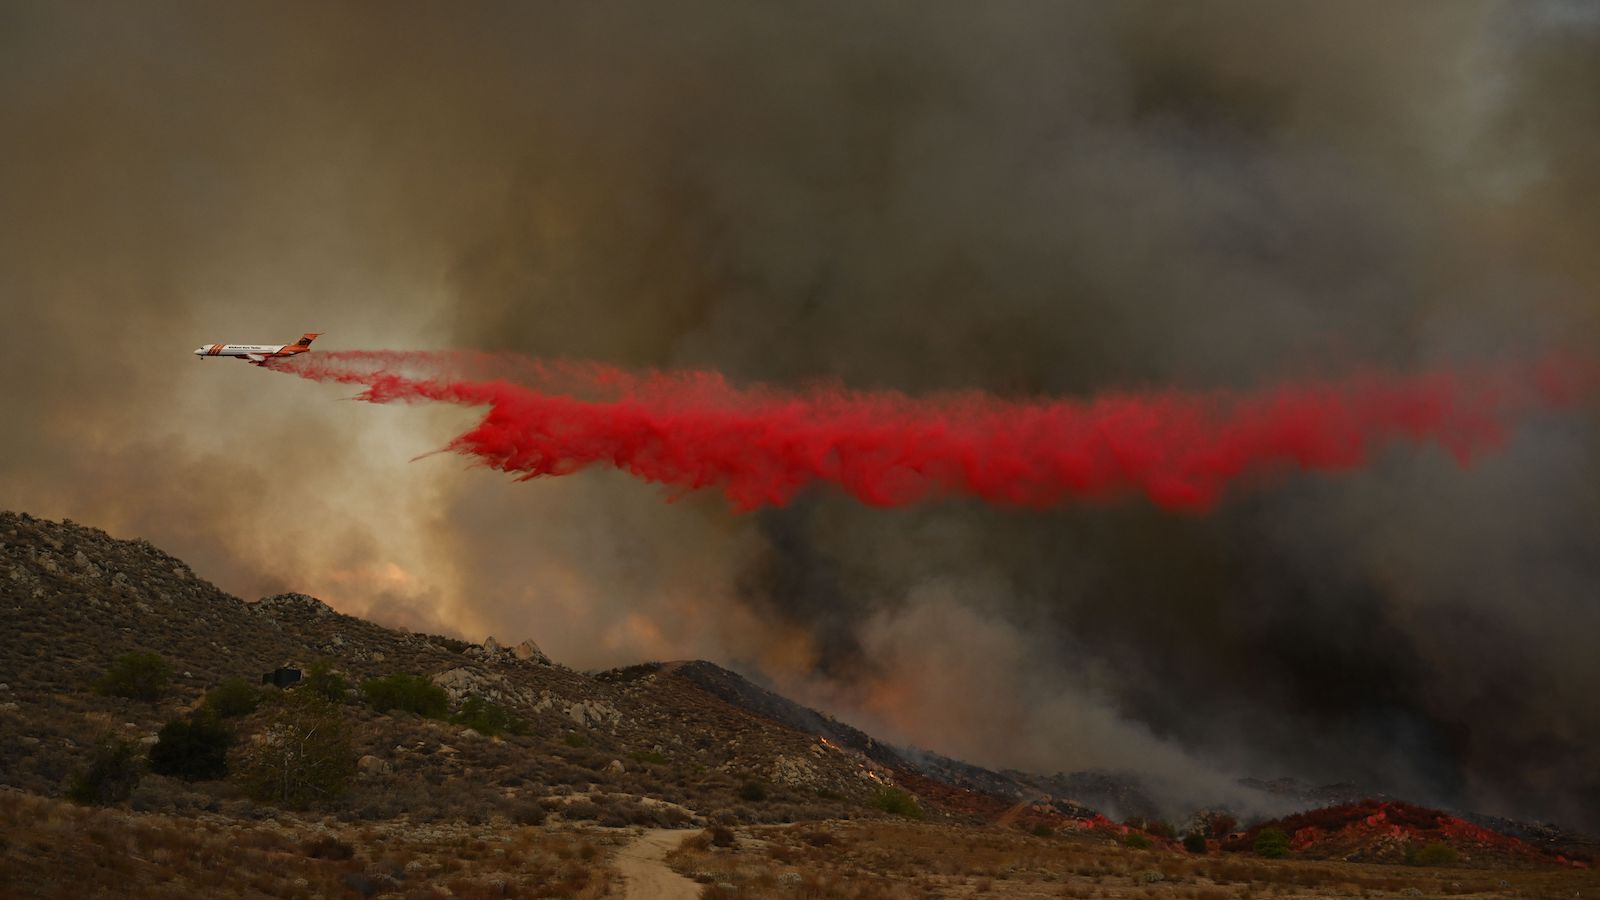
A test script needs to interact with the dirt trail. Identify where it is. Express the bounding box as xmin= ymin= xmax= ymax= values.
xmin=615 ymin=828 xmax=699 ymax=900
xmin=995 ymin=800 xmax=1029 ymax=828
